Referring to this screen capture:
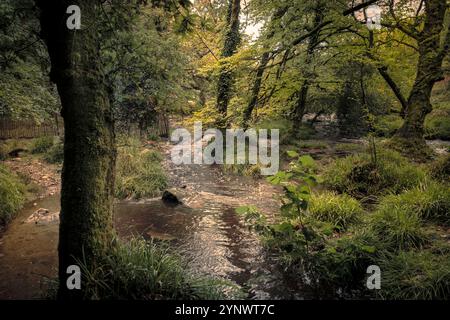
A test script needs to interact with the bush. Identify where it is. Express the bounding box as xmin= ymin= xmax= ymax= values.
xmin=430 ymin=154 xmax=450 ymax=182
xmin=373 ymin=115 xmax=403 ymax=137
xmin=378 ymin=250 xmax=450 ymax=300
xmin=308 ymin=192 xmax=363 ymax=231
xmin=371 ymin=205 xmax=428 ymax=250
xmin=115 ymin=143 xmax=167 ymax=199
xmin=44 ymin=140 xmax=64 ymax=164
xmin=31 ymin=136 xmax=54 ymax=154
xmin=0 ymin=164 xmax=26 ymax=225
xmin=79 ymin=238 xmax=238 ymax=299
xmin=255 ymin=117 xmax=294 ymax=145
xmin=425 ymin=109 xmax=450 ymax=140
xmin=377 ymin=182 xmax=450 ymax=225
xmin=323 ymin=148 xmax=426 ymax=198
